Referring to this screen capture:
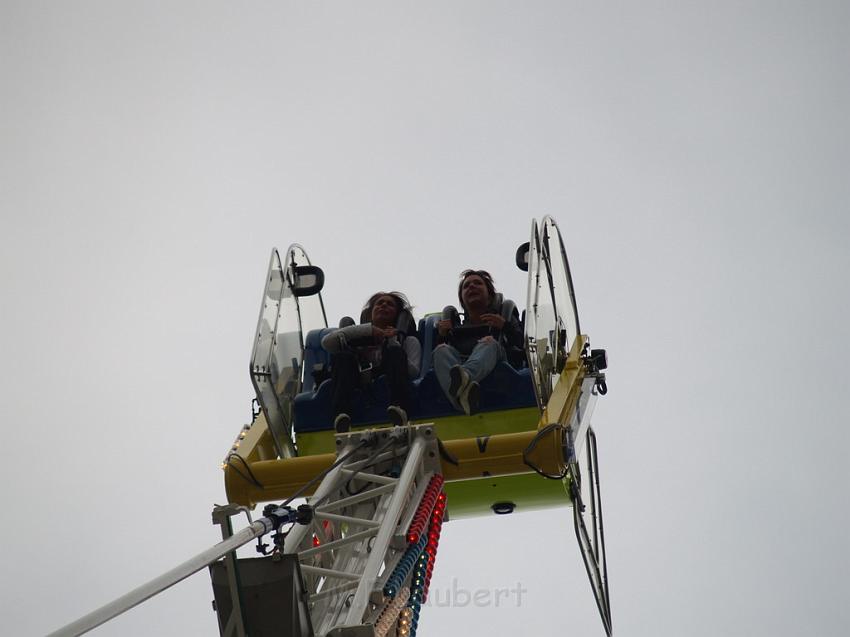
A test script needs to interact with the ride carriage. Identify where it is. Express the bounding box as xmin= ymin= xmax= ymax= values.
xmin=224 ymin=215 xmax=607 ymax=515
xmin=220 ymin=216 xmax=611 ymax=633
